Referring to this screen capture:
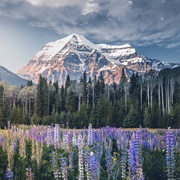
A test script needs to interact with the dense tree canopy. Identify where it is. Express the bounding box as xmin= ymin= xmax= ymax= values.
xmin=0 ymin=67 xmax=180 ymax=128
